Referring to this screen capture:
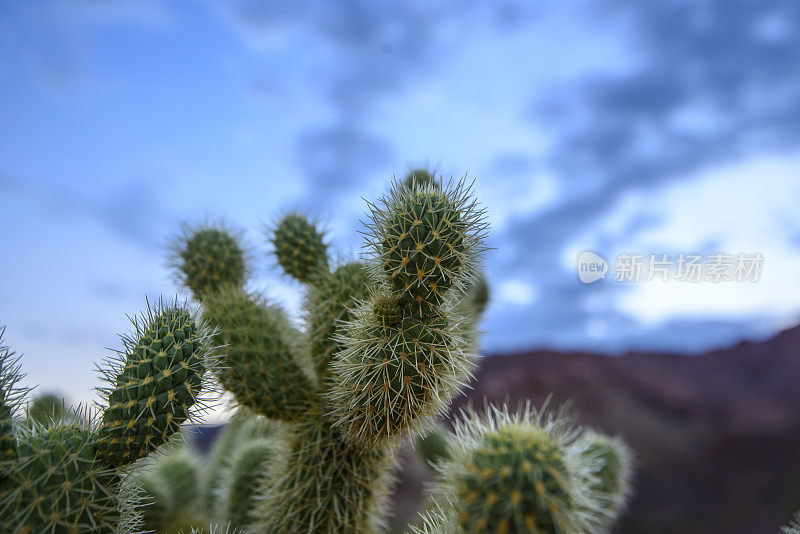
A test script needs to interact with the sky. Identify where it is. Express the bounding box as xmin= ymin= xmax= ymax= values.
xmin=2 ymin=0 xmax=800 ymax=412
